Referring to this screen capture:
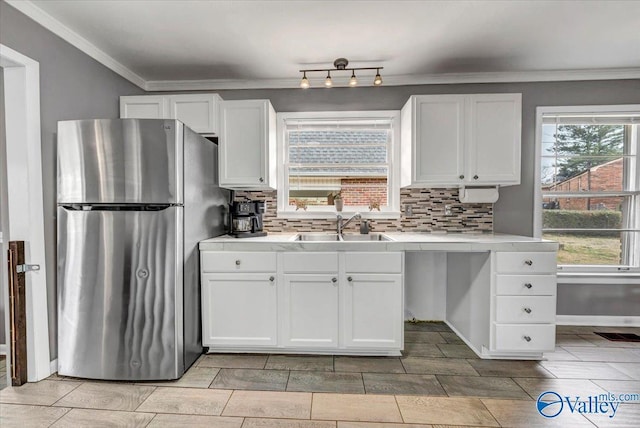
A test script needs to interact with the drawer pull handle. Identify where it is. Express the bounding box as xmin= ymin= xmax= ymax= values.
xmin=523 ymin=335 xmax=532 ymax=342
xmin=524 ymin=283 xmax=533 ymax=289
xmin=235 ymin=260 xmax=241 ymax=266
xmin=524 ymin=260 xmax=533 ymax=266
xmin=473 ymin=175 xmax=479 ymax=180
xmin=459 ymin=174 xmax=465 ymax=179
xmin=347 ymin=276 xmax=353 ymax=282
xmin=259 ymin=177 xmax=264 ymax=183
xmin=331 ymin=277 xmax=338 ymax=283
xmin=523 ymin=307 xmax=532 ymax=314
xmin=269 ymin=276 xmax=275 ymax=282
